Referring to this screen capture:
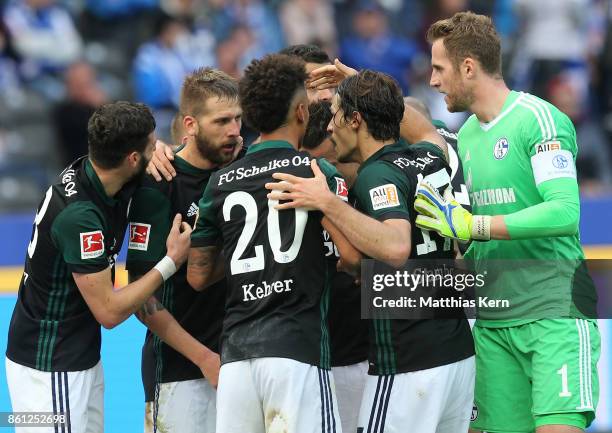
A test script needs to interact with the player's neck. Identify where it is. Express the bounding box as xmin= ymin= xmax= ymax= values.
xmin=358 ymin=135 xmax=395 ymax=163
xmin=177 ymin=142 xmax=217 ymax=170
xmin=260 ymin=125 xmax=300 ymax=150
xmin=470 ymin=78 xmax=510 ymax=124
xmin=89 ymin=160 xmax=126 ymax=198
